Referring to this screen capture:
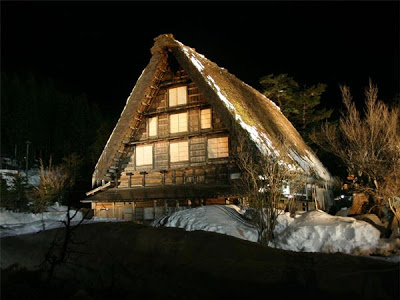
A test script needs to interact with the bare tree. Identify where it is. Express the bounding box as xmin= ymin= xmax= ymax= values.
xmin=233 ymin=131 xmax=305 ymax=246
xmin=29 ymin=158 xmax=70 ymax=213
xmin=312 ymin=81 xmax=400 ymax=234
xmin=30 ymin=155 xmax=89 ymax=280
